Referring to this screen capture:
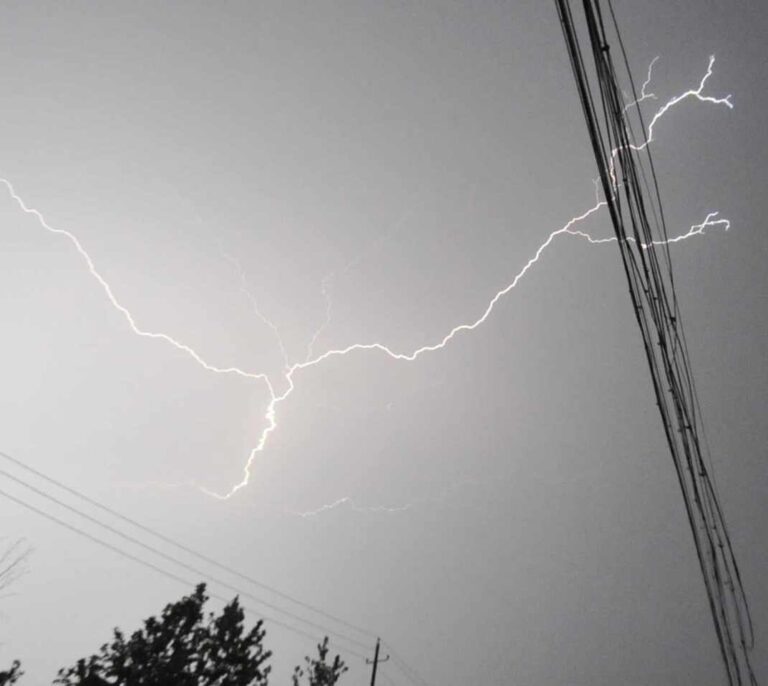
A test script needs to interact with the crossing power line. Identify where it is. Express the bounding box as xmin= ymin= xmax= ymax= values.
xmin=0 ymin=449 xmax=434 ymax=681
xmin=0 ymin=450 xmax=374 ymax=656
xmin=0 ymin=449 xmax=374 ymax=642
xmin=0 ymin=484 xmax=342 ymax=650
xmin=383 ymin=642 xmax=433 ymax=686
xmin=555 ymin=1 xmax=759 ymax=683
